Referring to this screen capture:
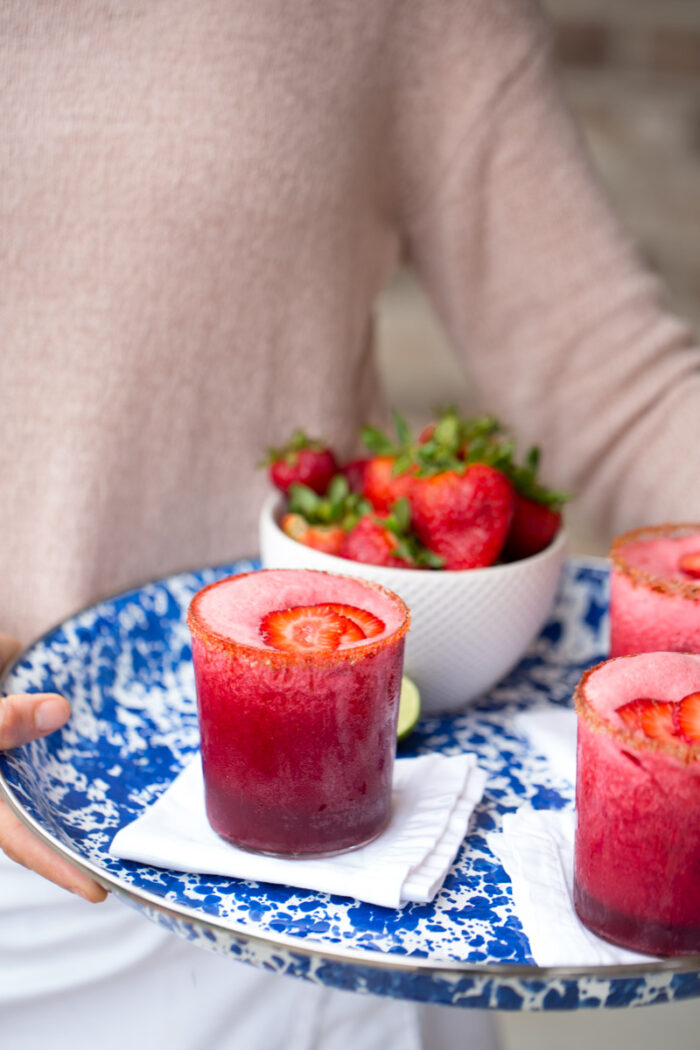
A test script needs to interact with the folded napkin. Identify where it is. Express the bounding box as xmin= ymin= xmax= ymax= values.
xmin=487 ymin=808 xmax=658 ymax=965
xmin=512 ymin=706 xmax=577 ymax=784
xmin=111 ymin=754 xmax=487 ymax=909
xmin=495 ymin=707 xmax=658 ymax=964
